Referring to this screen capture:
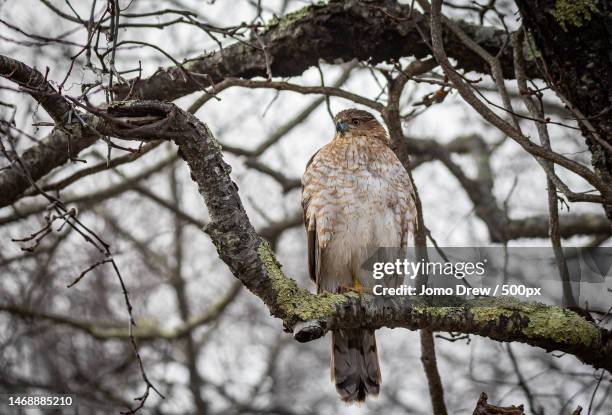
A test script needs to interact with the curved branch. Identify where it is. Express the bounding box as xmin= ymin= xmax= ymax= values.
xmin=0 ymin=54 xmax=71 ymax=123
xmin=0 ymin=127 xmax=99 ymax=208
xmin=87 ymin=100 xmax=611 ymax=375
xmin=0 ymin=0 xmax=534 ymax=210
xmin=406 ymin=135 xmax=611 ymax=241
xmin=114 ymin=0 xmax=539 ymax=101
xmin=0 ymin=153 xmax=176 ymax=225
xmin=426 ymin=0 xmax=612 ymax=202
xmin=0 ymin=56 xmax=98 ymax=208
xmin=213 ymin=78 xmax=384 ymax=112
